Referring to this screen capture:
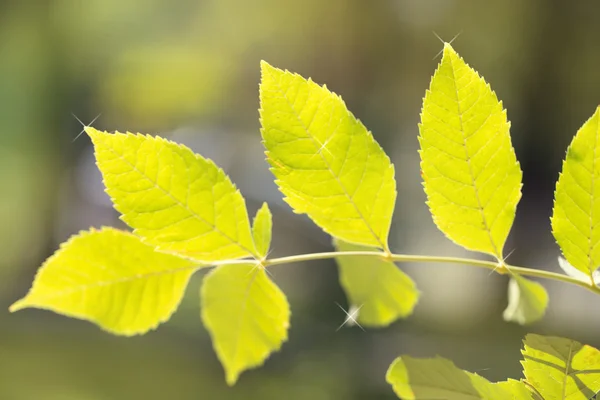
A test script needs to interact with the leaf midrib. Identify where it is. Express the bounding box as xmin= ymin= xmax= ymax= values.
xmin=447 ymin=51 xmax=501 ymax=260
xmin=14 ymin=263 xmax=198 ymax=307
